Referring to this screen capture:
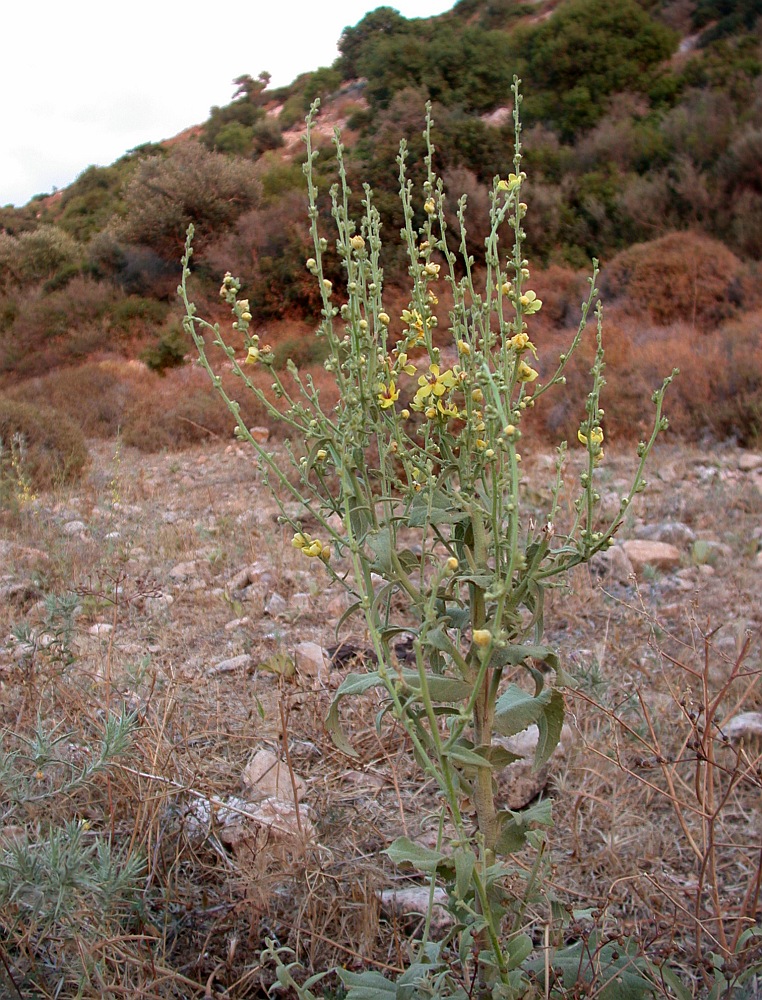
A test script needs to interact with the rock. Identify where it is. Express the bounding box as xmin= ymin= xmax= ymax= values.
xmin=0 ymin=582 xmax=42 ymax=606
xmin=169 ymin=560 xmax=202 ymax=580
xmin=227 ymin=562 xmax=273 ymax=593
xmin=207 ymin=653 xmax=252 ymax=676
xmin=225 ymin=616 xmax=250 ymax=631
xmin=378 ymin=887 xmax=452 ymax=932
xmin=242 ymin=749 xmax=306 ymax=803
xmin=692 ymin=539 xmax=733 ymax=565
xmin=291 ymin=591 xmax=312 ymax=611
xmin=620 ymin=540 xmax=681 ymax=574
xmin=183 ymin=793 xmax=315 ymax=850
xmin=494 ymin=724 xmax=575 ymax=810
xmin=62 ymin=520 xmax=87 ymax=536
xmin=88 ymin=623 xmax=113 ymax=636
xmin=144 ymin=593 xmax=174 ymax=614
xmin=294 ymin=642 xmax=330 ymax=687
xmin=590 ymin=545 xmax=634 ymax=585
xmin=249 ymin=426 xmax=270 ymax=443
xmin=738 ymin=452 xmax=762 ymax=472
xmin=720 ymin=712 xmax=762 ymax=742
xmin=265 ymin=592 xmax=287 ymax=617
xmin=636 ymin=521 xmax=696 ymax=547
